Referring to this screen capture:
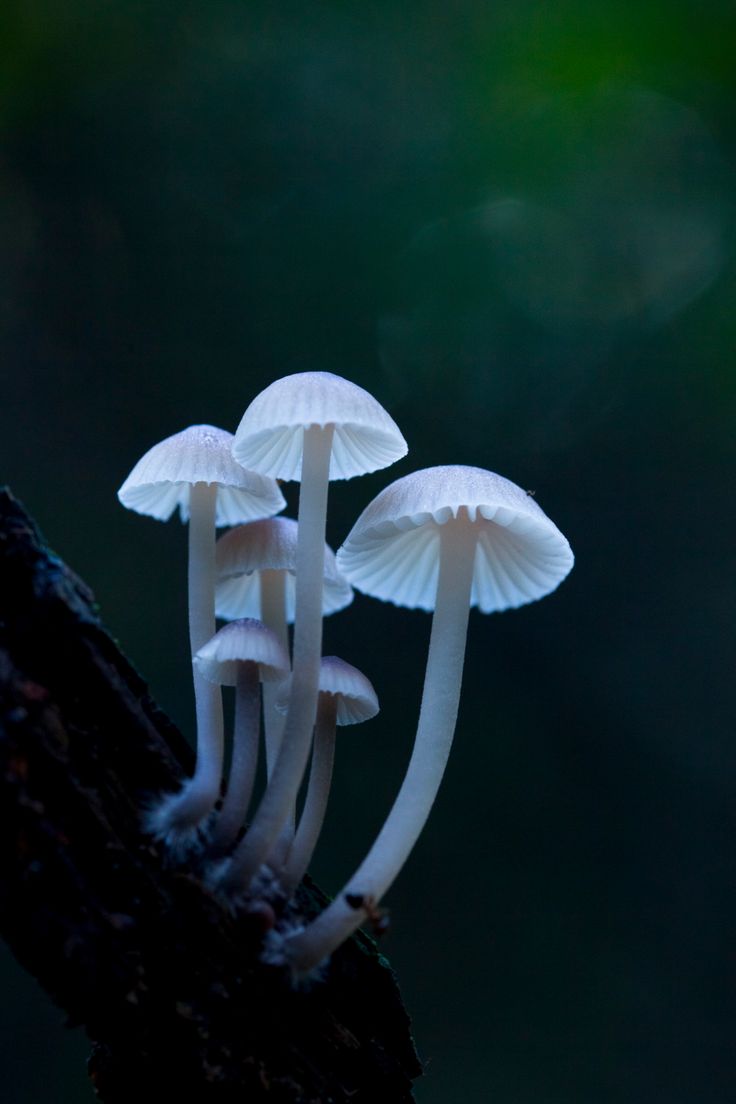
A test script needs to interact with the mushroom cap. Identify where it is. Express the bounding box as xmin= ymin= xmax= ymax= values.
xmin=215 ymin=517 xmax=353 ymax=622
xmin=231 ymin=372 xmax=408 ymax=481
xmin=277 ymin=655 xmax=379 ymax=726
xmin=193 ymin=618 xmax=290 ymax=686
xmin=336 ymin=465 xmax=574 ymax=613
xmin=117 ymin=425 xmax=286 ymax=526
xmin=317 ymin=655 xmax=380 ymax=725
